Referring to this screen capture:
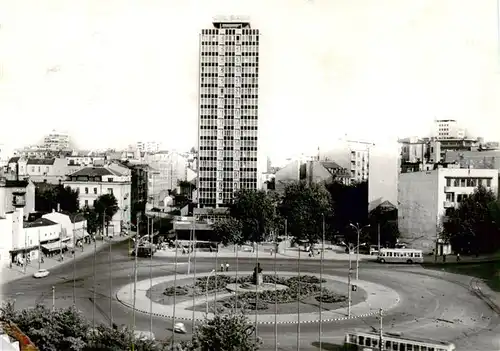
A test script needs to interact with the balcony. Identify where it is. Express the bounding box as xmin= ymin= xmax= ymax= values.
xmin=444 ymin=186 xmax=453 ymax=192
xmin=443 ymin=201 xmax=454 ymax=208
